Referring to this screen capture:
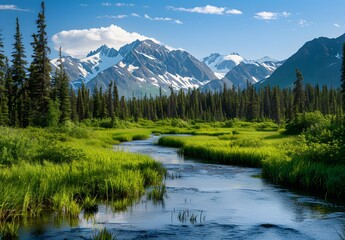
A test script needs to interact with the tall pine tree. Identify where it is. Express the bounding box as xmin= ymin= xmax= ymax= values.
xmin=0 ymin=34 xmax=9 ymax=126
xmin=292 ymin=69 xmax=306 ymax=118
xmin=11 ymin=18 xmax=28 ymax=127
xmin=341 ymin=43 xmax=345 ymax=113
xmin=28 ymin=1 xmax=52 ymax=126
xmin=56 ymin=48 xmax=70 ymax=123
